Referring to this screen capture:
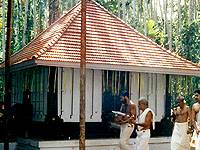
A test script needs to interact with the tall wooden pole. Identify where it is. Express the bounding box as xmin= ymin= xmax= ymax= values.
xmin=80 ymin=0 xmax=86 ymax=149
xmin=4 ymin=0 xmax=13 ymax=148
xmin=165 ymin=74 xmax=171 ymax=118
